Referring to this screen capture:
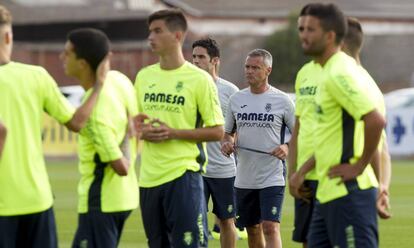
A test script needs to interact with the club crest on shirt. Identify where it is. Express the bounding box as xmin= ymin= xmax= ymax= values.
xmin=176 ymin=81 xmax=183 ymax=92
xmin=265 ymin=103 xmax=272 ymax=112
